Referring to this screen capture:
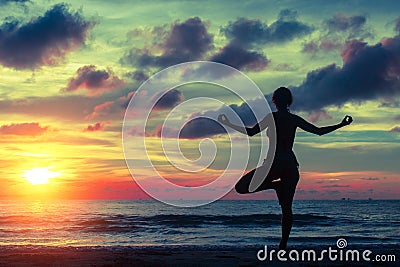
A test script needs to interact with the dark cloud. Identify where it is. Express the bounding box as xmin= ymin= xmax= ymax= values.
xmin=325 ymin=13 xmax=367 ymax=37
xmin=210 ymin=10 xmax=310 ymax=72
xmin=125 ymin=70 xmax=148 ymax=82
xmin=0 ymin=0 xmax=28 ymax=5
xmin=360 ymin=177 xmax=380 ymax=181
xmin=152 ymin=89 xmax=184 ymax=110
xmin=302 ymin=39 xmax=342 ymax=53
xmin=302 ymin=13 xmax=371 ymax=54
xmin=0 ymin=122 xmax=48 ymax=136
xmin=395 ymin=17 xmax=400 ymax=33
xmin=179 ymin=117 xmax=226 ymax=139
xmin=321 ymin=184 xmax=350 ymax=188
xmin=394 ymin=115 xmax=400 ymax=121
xmin=210 ymin=44 xmax=269 ymax=71
xmin=0 ymin=4 xmax=94 ymax=69
xmin=122 ymin=17 xmax=213 ymax=68
xmin=221 ymin=10 xmax=312 ymax=48
xmin=182 ymin=35 xmax=400 ymax=139
xmin=379 ymin=99 xmax=400 ymax=108
xmin=61 ymin=65 xmax=125 ymax=95
xmin=389 ymin=126 xmax=400 ymax=133
xmin=292 ymin=37 xmax=400 ymax=111
xmin=84 ymin=122 xmax=106 ymax=132
xmin=178 ymin=101 xmax=260 ymax=139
